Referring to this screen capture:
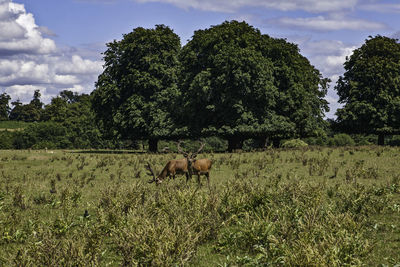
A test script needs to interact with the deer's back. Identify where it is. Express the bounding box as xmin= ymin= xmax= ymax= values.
xmin=192 ymin=158 xmax=212 ymax=172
